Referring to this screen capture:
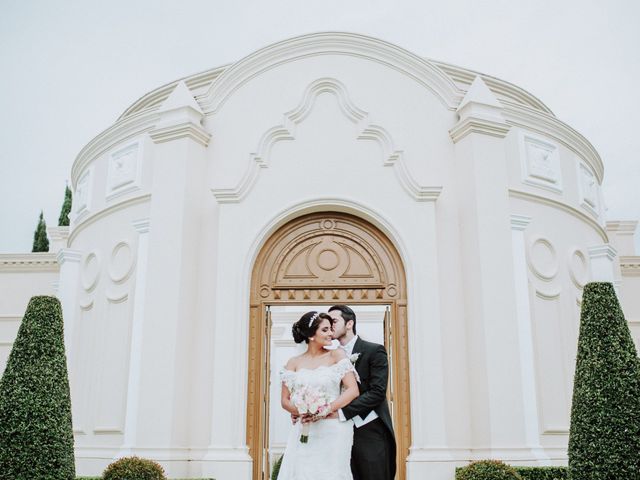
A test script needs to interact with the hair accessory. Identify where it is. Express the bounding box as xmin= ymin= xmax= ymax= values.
xmin=308 ymin=312 xmax=319 ymax=328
